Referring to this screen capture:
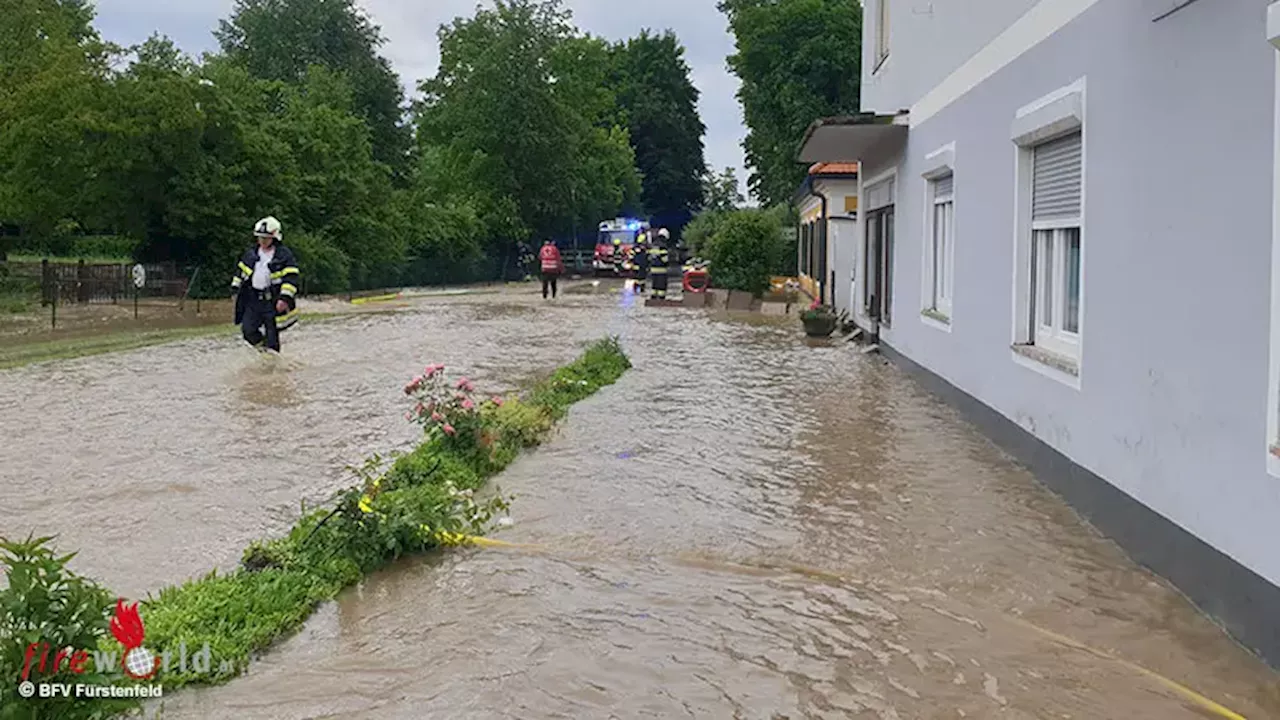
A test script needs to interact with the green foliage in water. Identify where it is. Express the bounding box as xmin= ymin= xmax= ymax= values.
xmin=0 ymin=337 xmax=631 ymax=707
xmin=703 ymin=208 xmax=788 ymax=296
xmin=0 ymin=537 xmax=140 ymax=719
